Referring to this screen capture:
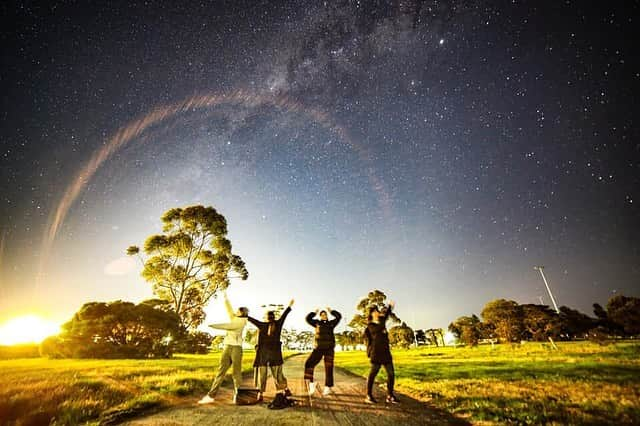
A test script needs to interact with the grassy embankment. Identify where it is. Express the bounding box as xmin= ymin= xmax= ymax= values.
xmin=0 ymin=350 xmax=271 ymax=426
xmin=335 ymin=341 xmax=640 ymax=425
